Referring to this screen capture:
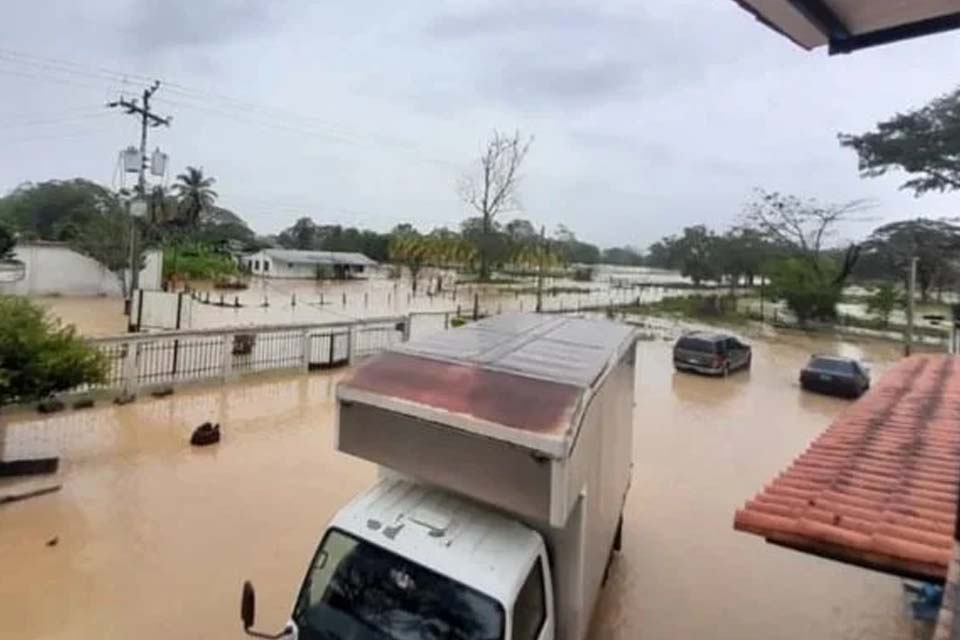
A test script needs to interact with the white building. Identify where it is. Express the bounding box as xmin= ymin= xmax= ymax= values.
xmin=241 ymin=249 xmax=377 ymax=279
